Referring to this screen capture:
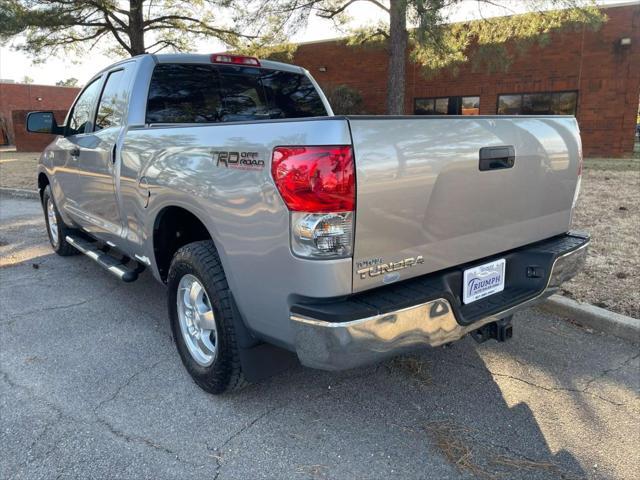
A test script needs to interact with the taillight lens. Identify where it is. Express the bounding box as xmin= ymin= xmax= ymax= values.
xmin=291 ymin=211 xmax=353 ymax=258
xmin=271 ymin=146 xmax=355 ymax=213
xmin=272 ymin=146 xmax=355 ymax=259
